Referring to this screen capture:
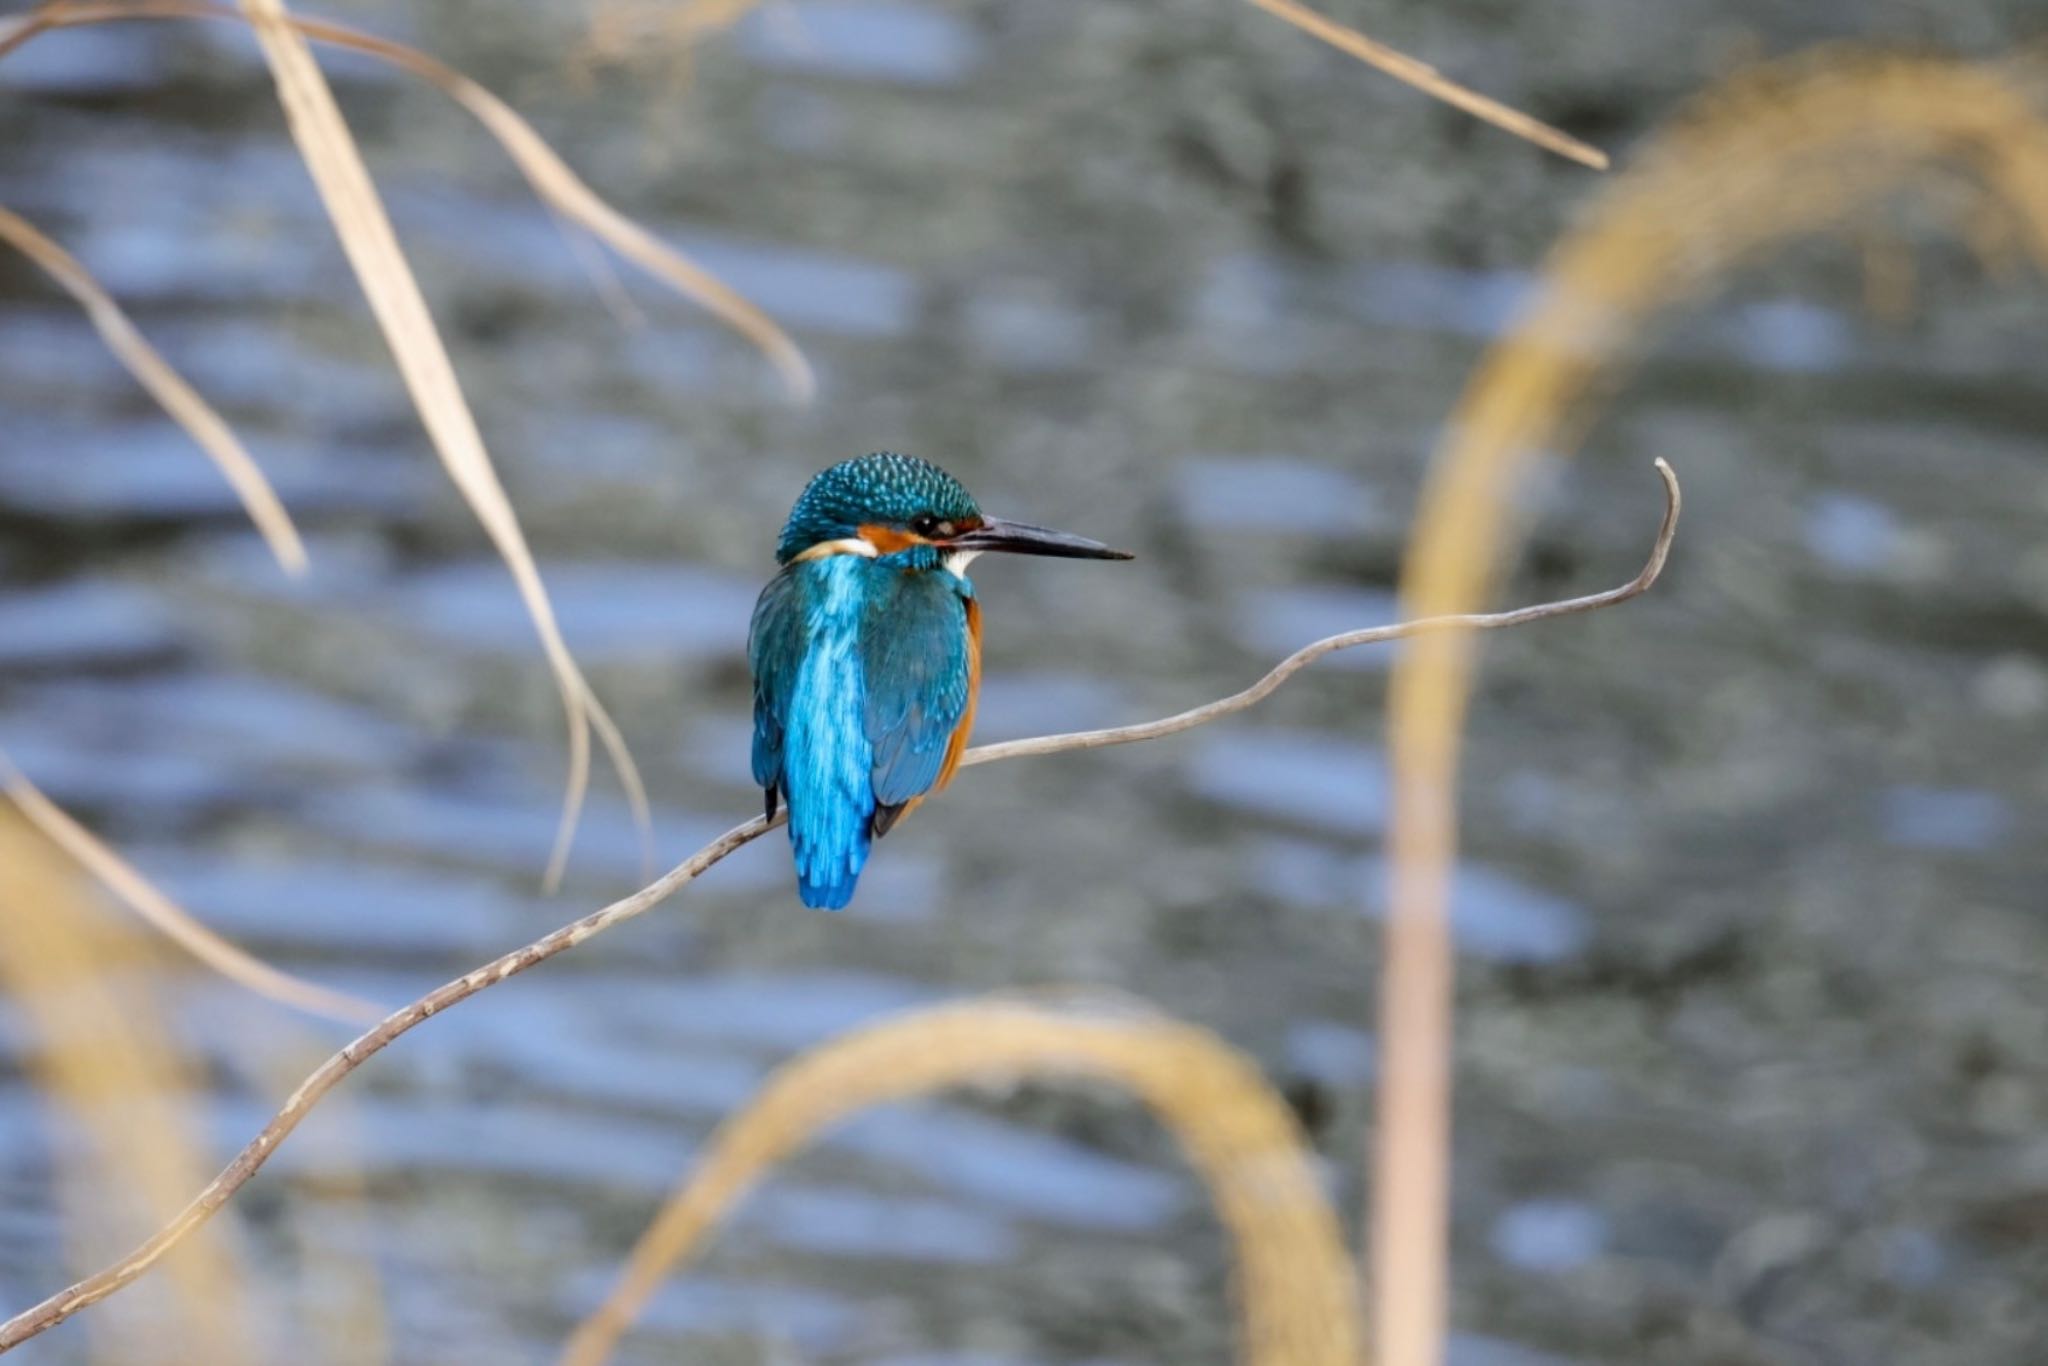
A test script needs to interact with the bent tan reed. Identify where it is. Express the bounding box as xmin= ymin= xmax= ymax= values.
xmin=0 ymin=815 xmax=256 ymax=1365
xmin=560 ymin=999 xmax=1362 ymax=1366
xmin=1374 ymin=51 xmax=2048 ymax=1366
